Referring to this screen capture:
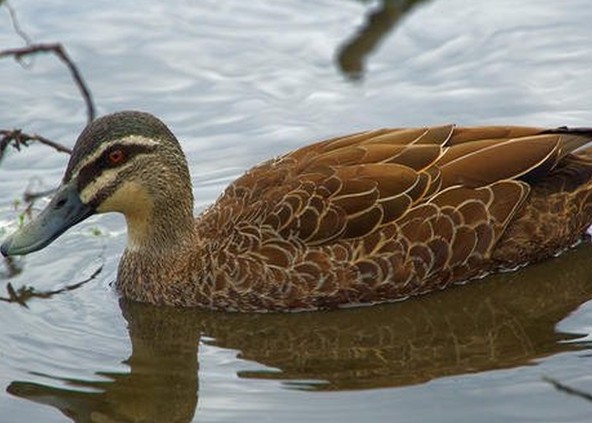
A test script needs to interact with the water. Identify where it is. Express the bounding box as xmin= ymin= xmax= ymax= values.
xmin=1 ymin=0 xmax=592 ymax=421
